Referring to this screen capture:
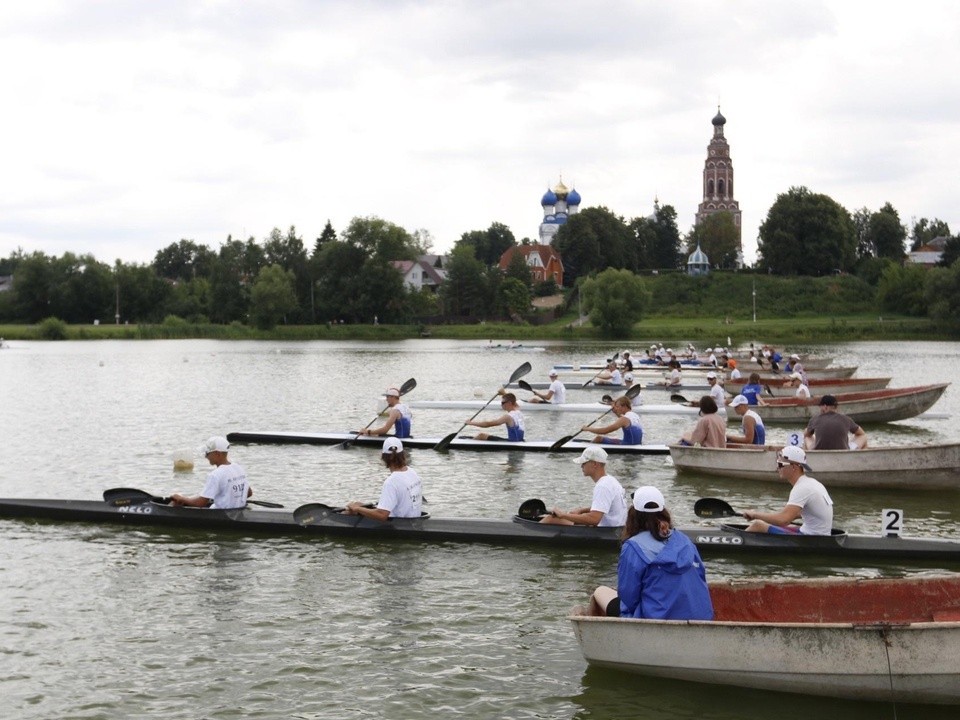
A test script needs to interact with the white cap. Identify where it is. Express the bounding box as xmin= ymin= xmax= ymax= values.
xmin=201 ymin=436 xmax=230 ymax=455
xmin=790 ymin=354 xmax=800 ymax=360
xmin=623 ymin=373 xmax=634 ymax=382
xmin=705 ymin=347 xmax=713 ymax=352
xmin=730 ymin=395 xmax=749 ymax=408
xmin=385 ymin=387 xmax=401 ymax=398
xmin=382 ymin=437 xmax=403 ymax=454
xmin=549 ymin=370 xmax=558 ymax=377
xmin=790 ymin=372 xmax=803 ymax=380
xmin=779 ymin=445 xmax=812 ymax=472
xmin=706 ymin=371 xmax=717 ymax=380
xmin=573 ymin=446 xmax=608 ymax=465
xmin=632 ymin=486 xmax=665 ymax=512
